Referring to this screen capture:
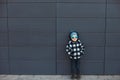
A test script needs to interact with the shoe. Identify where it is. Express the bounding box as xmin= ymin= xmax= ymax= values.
xmin=71 ymin=74 xmax=75 ymax=79
xmin=77 ymin=75 xmax=81 ymax=79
